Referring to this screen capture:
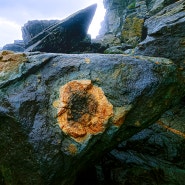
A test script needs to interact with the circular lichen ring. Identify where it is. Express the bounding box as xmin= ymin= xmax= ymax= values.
xmin=53 ymin=80 xmax=113 ymax=141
